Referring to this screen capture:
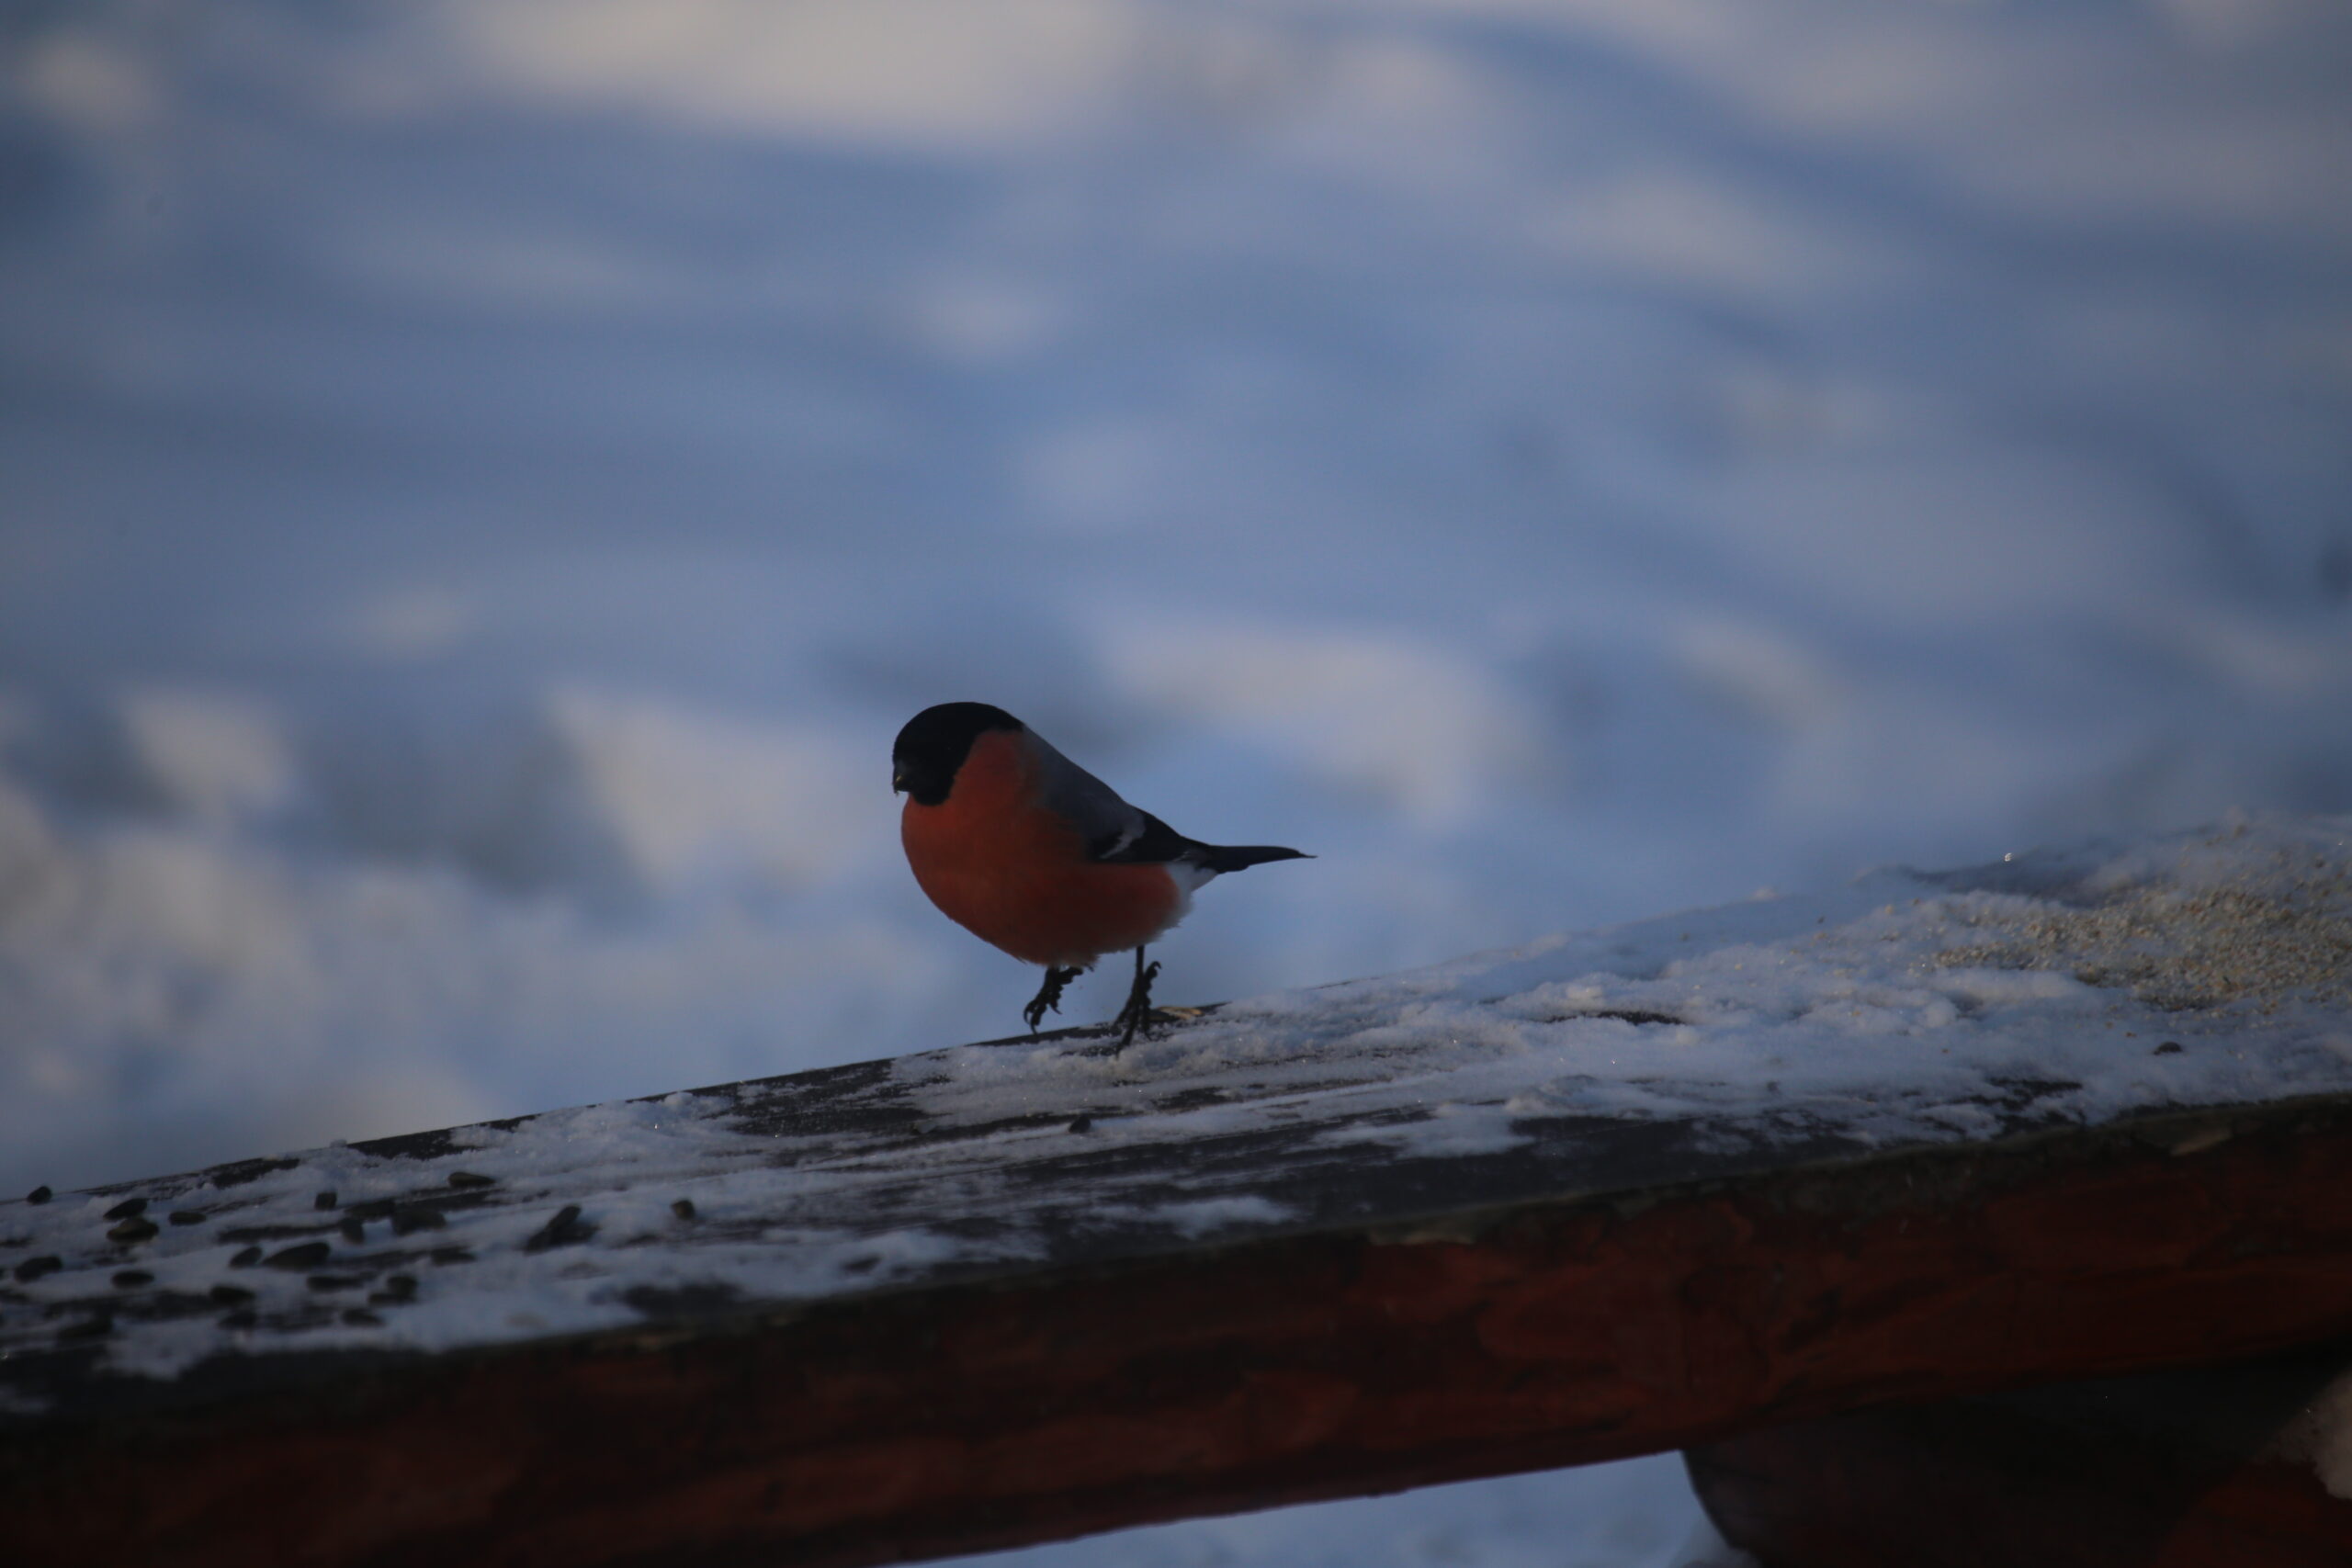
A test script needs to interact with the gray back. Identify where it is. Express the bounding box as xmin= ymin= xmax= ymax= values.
xmin=1021 ymin=727 xmax=1149 ymax=859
